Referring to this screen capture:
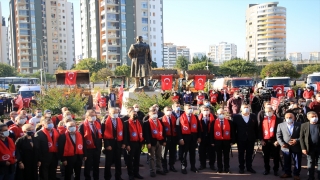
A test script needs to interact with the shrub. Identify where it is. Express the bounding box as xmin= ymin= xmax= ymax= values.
xmin=8 ymin=84 xmax=16 ymax=93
